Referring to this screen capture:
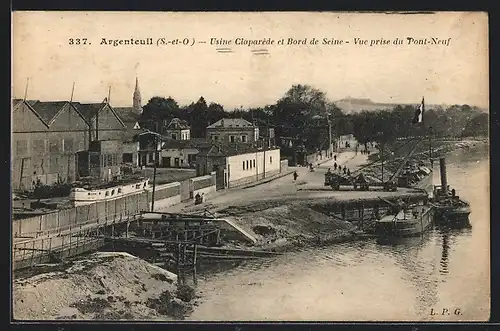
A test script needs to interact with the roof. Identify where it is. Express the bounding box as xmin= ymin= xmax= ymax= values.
xmin=207 ymin=118 xmax=254 ymax=129
xmin=114 ymin=107 xmax=141 ymax=130
xmin=72 ymin=102 xmax=106 ymax=122
xmin=162 ymin=138 xmax=213 ymax=150
xmin=198 ymin=142 xmax=279 ymax=157
xmin=72 ymin=101 xmax=126 ymax=128
xmin=166 ymin=118 xmax=190 ymax=130
xmin=29 ymin=101 xmax=69 ymax=124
